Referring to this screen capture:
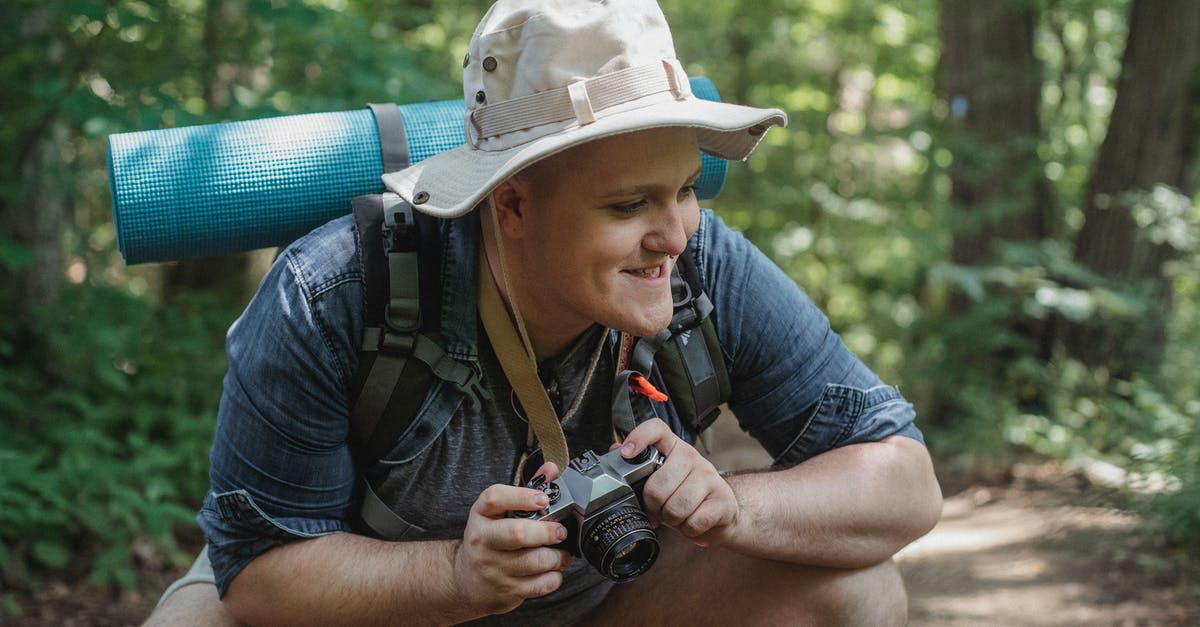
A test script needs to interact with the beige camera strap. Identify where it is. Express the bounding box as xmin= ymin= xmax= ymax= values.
xmin=477 ymin=234 xmax=572 ymax=472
